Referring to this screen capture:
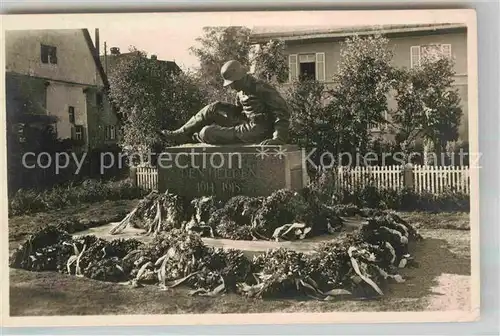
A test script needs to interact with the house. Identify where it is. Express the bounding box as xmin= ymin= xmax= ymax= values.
xmin=5 ymin=29 xmax=120 ymax=151
xmin=100 ymin=46 xmax=181 ymax=76
xmin=250 ymin=23 xmax=469 ymax=142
